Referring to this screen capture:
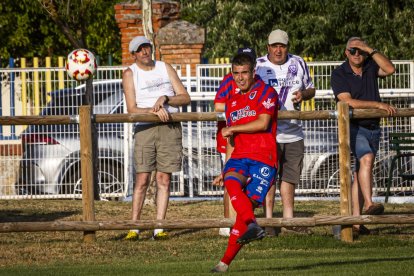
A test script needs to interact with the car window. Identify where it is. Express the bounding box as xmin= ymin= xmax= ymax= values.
xmin=43 ymin=93 xmax=84 ymax=116
xmin=43 ymin=82 xmax=123 ymax=116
